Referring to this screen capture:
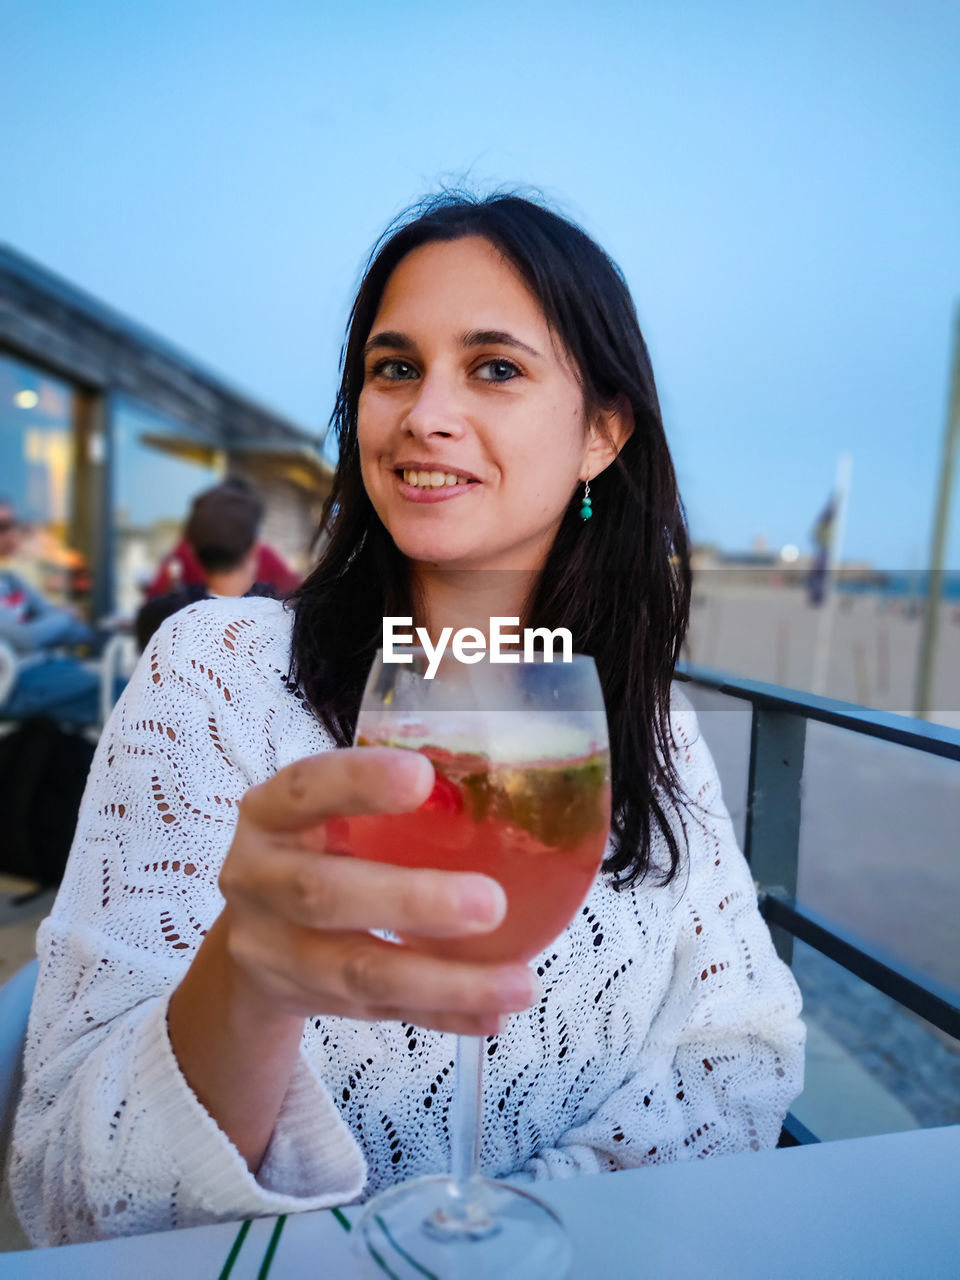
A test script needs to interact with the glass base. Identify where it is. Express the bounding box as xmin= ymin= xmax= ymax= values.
xmin=351 ymin=1174 xmax=572 ymax=1278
